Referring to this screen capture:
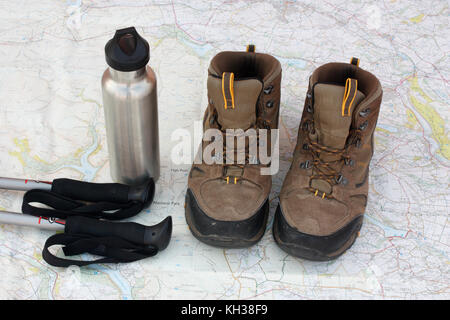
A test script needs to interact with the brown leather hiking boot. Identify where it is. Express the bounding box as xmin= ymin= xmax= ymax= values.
xmin=274 ymin=58 xmax=382 ymax=260
xmin=185 ymin=46 xmax=282 ymax=248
